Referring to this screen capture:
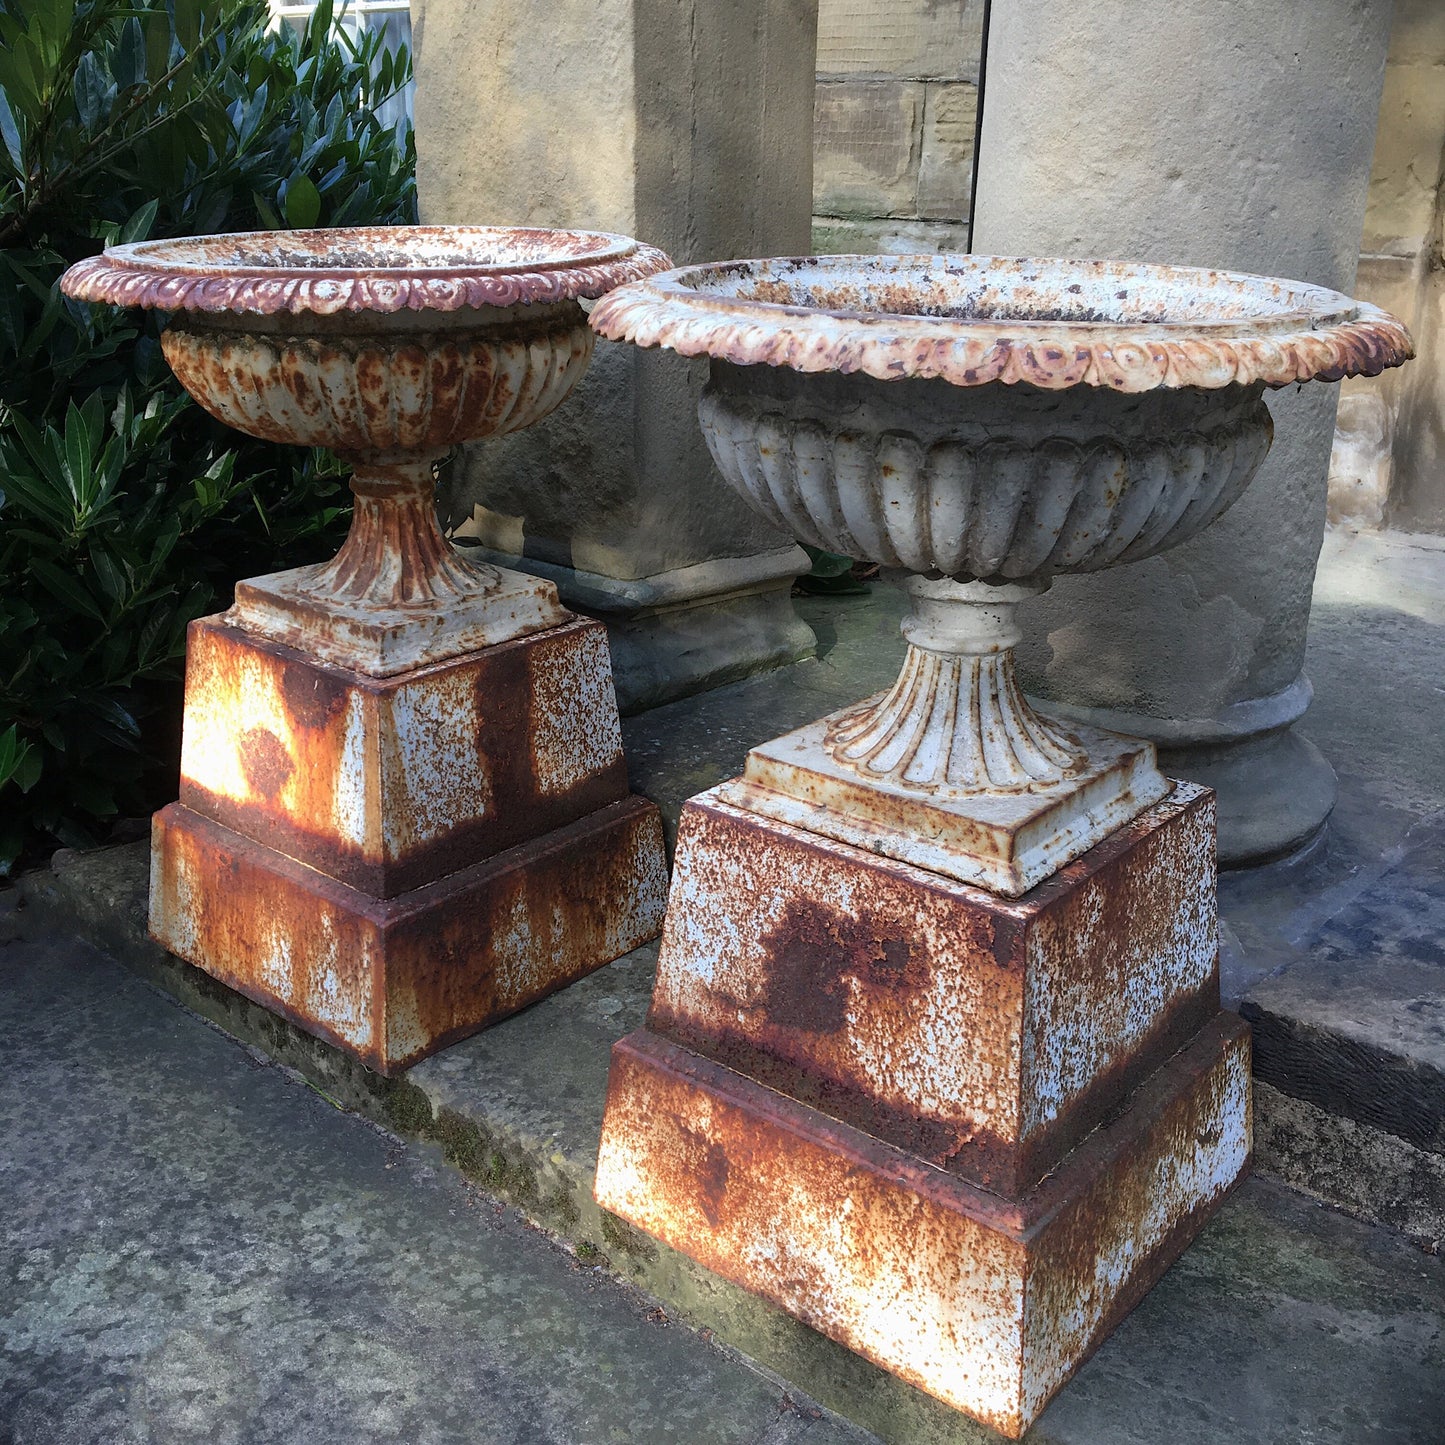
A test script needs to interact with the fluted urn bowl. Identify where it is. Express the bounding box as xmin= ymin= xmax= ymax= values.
xmin=62 ymin=226 xmax=671 ymax=674
xmin=592 ymin=254 xmax=1413 ymax=893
